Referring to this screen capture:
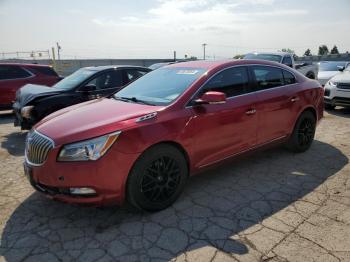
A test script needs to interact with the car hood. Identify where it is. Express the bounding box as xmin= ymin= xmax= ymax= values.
xmin=330 ymin=71 xmax=350 ymax=83
xmin=35 ymin=98 xmax=163 ymax=145
xmin=16 ymin=84 xmax=64 ymax=106
xmin=318 ymin=71 xmax=339 ymax=80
